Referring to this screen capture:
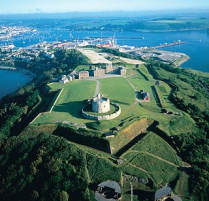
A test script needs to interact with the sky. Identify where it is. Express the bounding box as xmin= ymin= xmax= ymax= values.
xmin=0 ymin=0 xmax=209 ymax=14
